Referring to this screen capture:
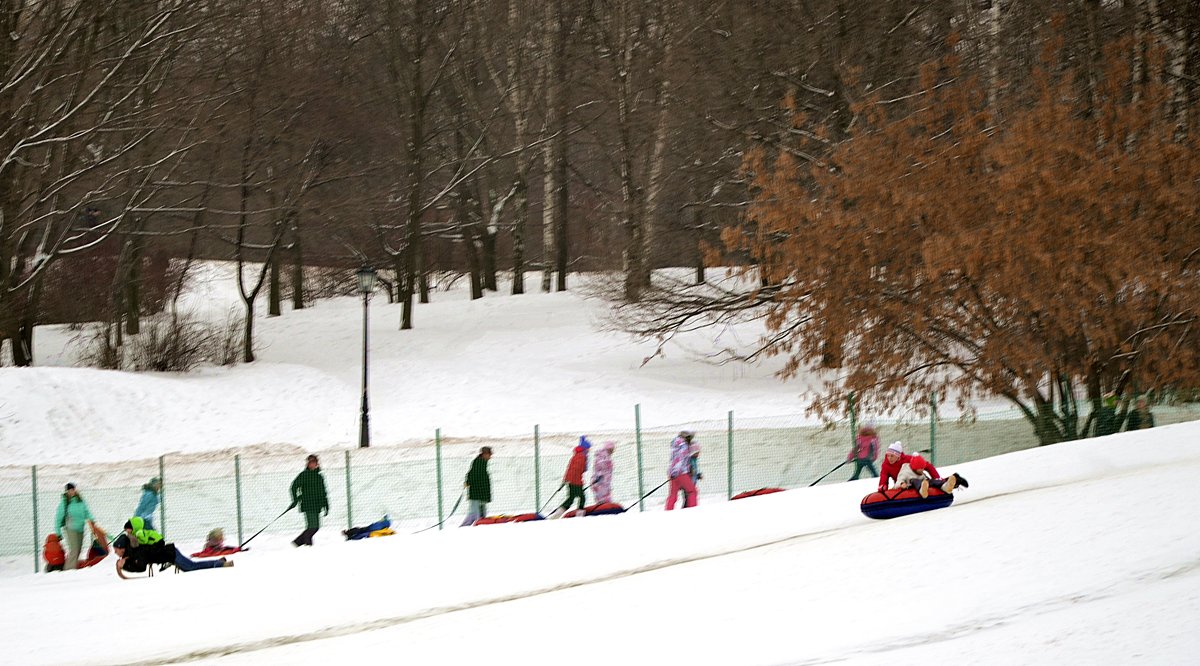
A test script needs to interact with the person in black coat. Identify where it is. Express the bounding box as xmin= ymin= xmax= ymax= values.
xmin=113 ymin=517 xmax=231 ymax=578
xmin=290 ymin=454 xmax=329 ymax=546
xmin=461 ymin=447 xmax=492 ymax=526
xmin=1125 ymin=396 xmax=1156 ymax=432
